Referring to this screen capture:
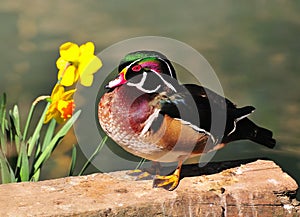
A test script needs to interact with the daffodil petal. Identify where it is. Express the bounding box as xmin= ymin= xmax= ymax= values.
xmin=80 ymin=42 xmax=95 ymax=56
xmin=60 ymin=65 xmax=77 ymax=86
xmin=74 ymin=67 xmax=80 ymax=82
xmin=44 ymin=102 xmax=59 ymax=123
xmin=47 ymin=103 xmax=57 ymax=114
xmin=56 ymin=57 xmax=68 ymax=70
xmin=44 ymin=111 xmax=53 ymax=123
xmin=60 ymin=42 xmax=80 ymax=62
xmin=51 ymin=84 xmax=64 ymax=101
xmin=57 ymin=69 xmax=64 ymax=82
xmin=62 ymin=88 xmax=76 ymax=100
xmin=80 ymin=75 xmax=94 ymax=87
xmin=79 ymin=56 xmax=102 ymax=87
